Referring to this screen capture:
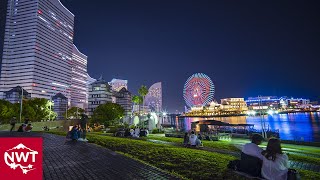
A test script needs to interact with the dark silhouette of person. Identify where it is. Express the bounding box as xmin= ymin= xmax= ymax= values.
xmin=10 ymin=116 xmax=17 ymax=132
